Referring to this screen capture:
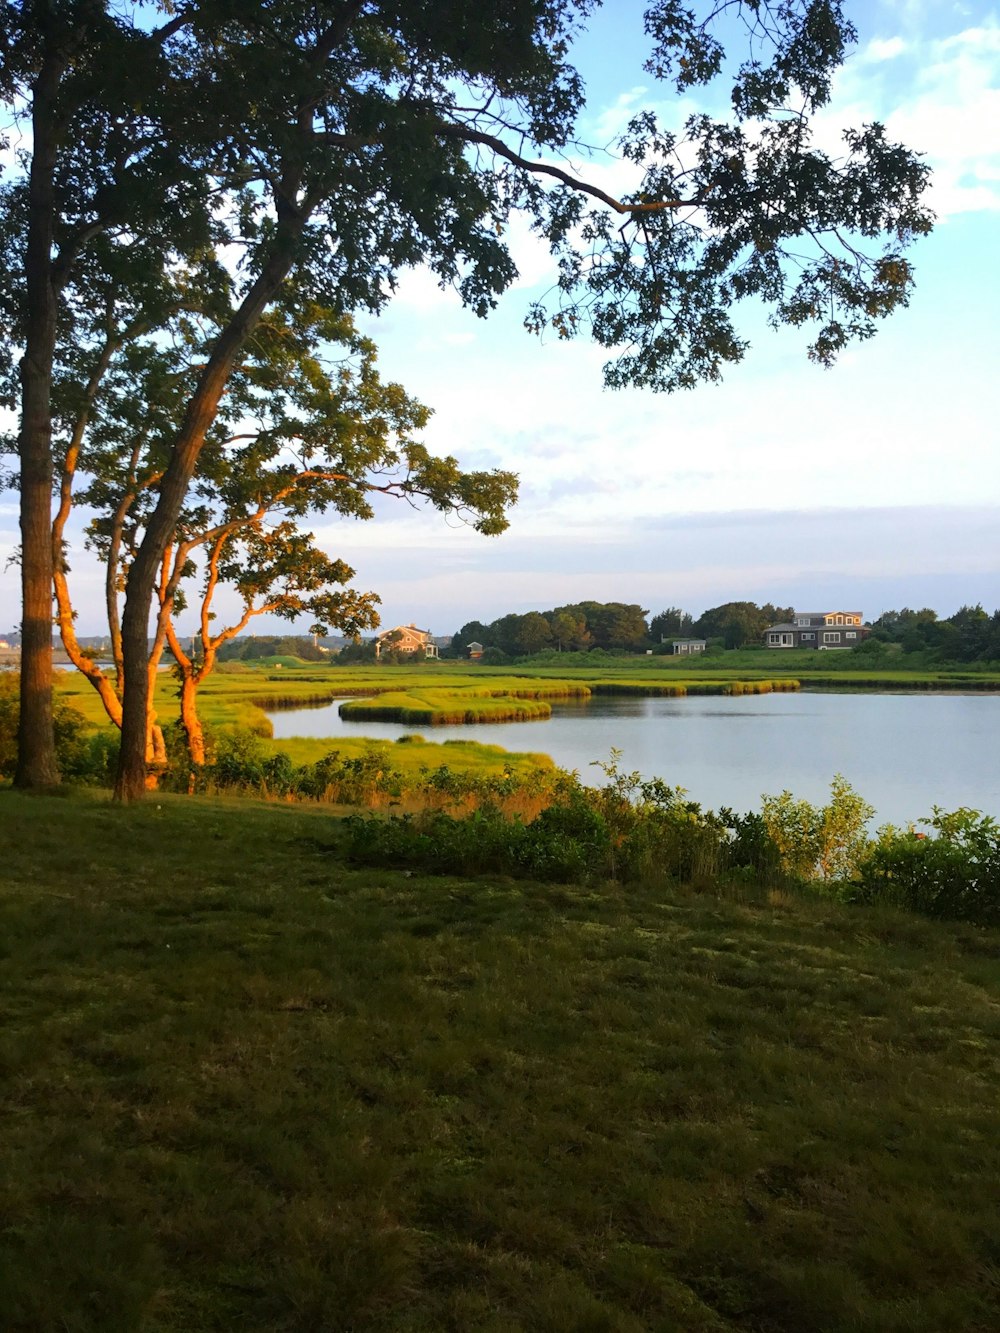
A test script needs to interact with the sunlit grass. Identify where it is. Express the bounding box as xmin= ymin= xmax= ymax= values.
xmin=2 ymin=788 xmax=999 ymax=1330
